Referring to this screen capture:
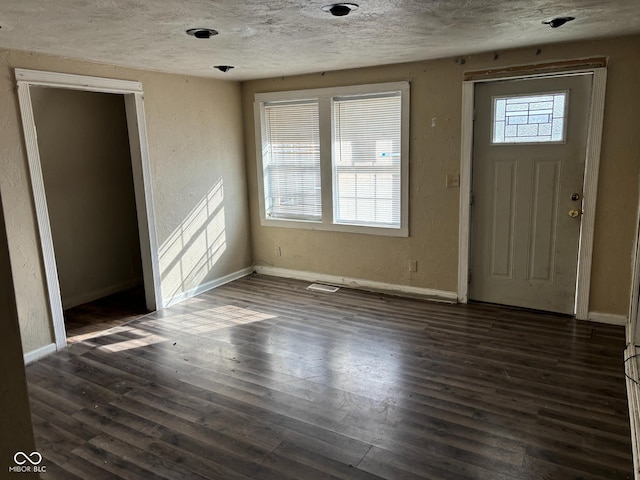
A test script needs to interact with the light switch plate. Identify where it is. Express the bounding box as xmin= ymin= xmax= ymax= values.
xmin=446 ymin=174 xmax=460 ymax=188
